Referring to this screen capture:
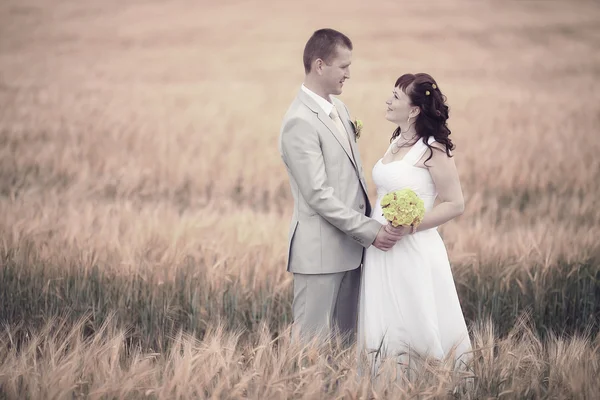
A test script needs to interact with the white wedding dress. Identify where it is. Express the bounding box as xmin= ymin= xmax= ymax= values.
xmin=358 ymin=136 xmax=471 ymax=371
